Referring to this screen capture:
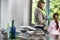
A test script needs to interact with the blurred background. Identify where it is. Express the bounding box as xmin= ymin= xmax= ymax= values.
xmin=32 ymin=0 xmax=60 ymax=25
xmin=0 ymin=0 xmax=60 ymax=30
xmin=0 ymin=0 xmax=60 ymax=40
